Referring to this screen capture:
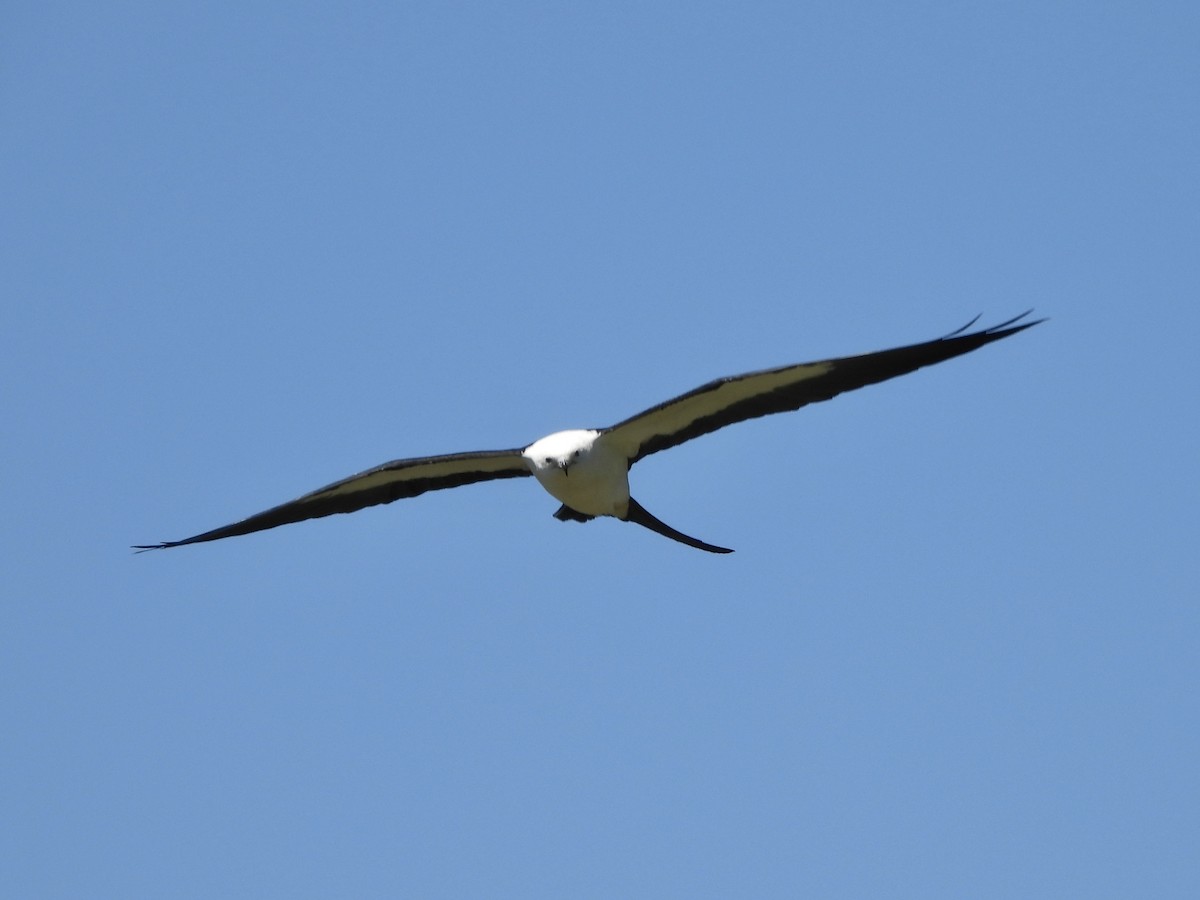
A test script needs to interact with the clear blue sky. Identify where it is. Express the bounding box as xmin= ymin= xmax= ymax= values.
xmin=3 ymin=2 xmax=1197 ymax=897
